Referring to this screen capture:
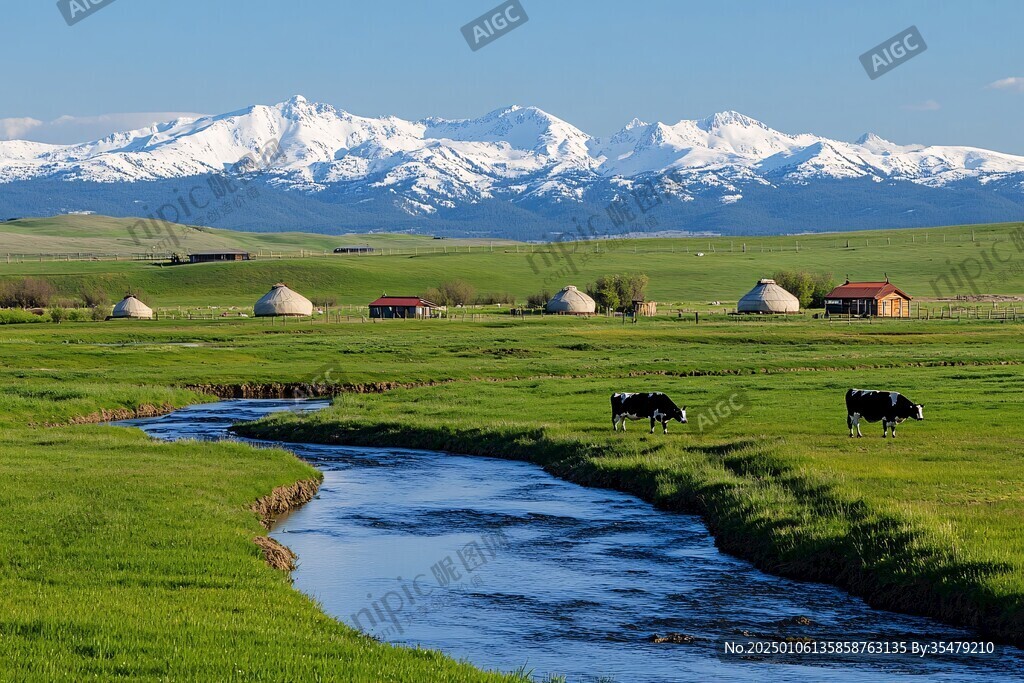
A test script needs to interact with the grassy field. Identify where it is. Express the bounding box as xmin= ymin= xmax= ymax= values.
xmin=2 ymin=219 xmax=1024 ymax=677
xmin=1 ymin=217 xmax=1023 ymax=308
xmin=1 ymin=314 xmax=1023 ymax=681
xmin=0 ymin=215 xmax=515 ymax=257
